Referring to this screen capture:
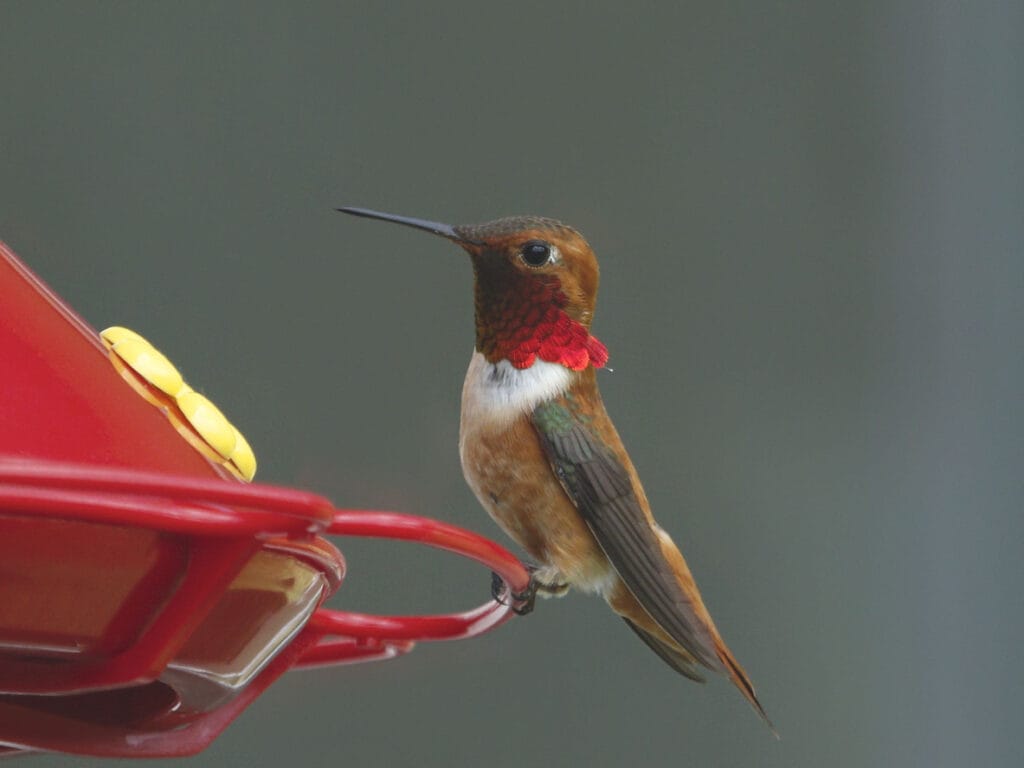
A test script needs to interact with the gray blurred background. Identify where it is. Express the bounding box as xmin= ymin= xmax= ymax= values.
xmin=2 ymin=2 xmax=1022 ymax=766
